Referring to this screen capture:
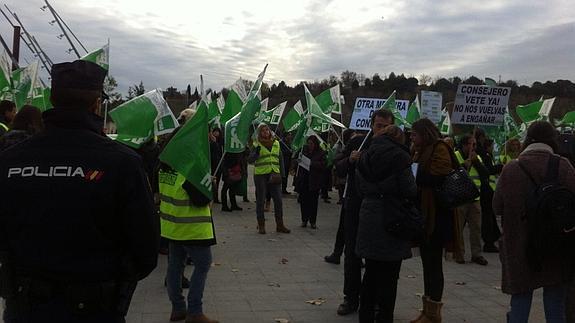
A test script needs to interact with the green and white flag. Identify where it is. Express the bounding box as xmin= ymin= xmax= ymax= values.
xmin=80 ymin=44 xmax=109 ymax=70
xmin=31 ymin=87 xmax=52 ymax=112
xmin=405 ymin=95 xmax=421 ymax=126
xmin=230 ymin=78 xmax=248 ymax=102
xmin=256 ymin=101 xmax=287 ymax=125
xmin=282 ymin=101 xmax=304 ymax=132
xmin=109 ymin=88 xmax=178 ymax=148
xmin=11 ymin=61 xmax=39 ymax=109
xmin=538 ymin=97 xmax=556 ymax=119
xmin=560 ymin=111 xmax=575 ymax=125
xmin=207 ymin=99 xmax=221 ymax=124
xmin=217 ymin=95 xmax=225 ymax=113
xmin=305 ymin=84 xmax=346 ymax=129
xmin=269 ymin=101 xmax=287 ymax=125
xmin=379 ymin=90 xmax=408 ymax=126
xmin=440 ymin=110 xmax=452 ymax=135
xmin=0 ymin=51 xmax=12 ymax=95
xmin=220 ymin=89 xmax=243 ymax=126
xmin=224 ymin=65 xmax=267 ymax=153
xmin=159 ymin=102 xmax=212 ymax=200
xmin=516 ymin=100 xmax=543 ymax=124
xmin=315 ymin=85 xmax=342 ymax=114
xmin=291 ymin=113 xmax=313 ymax=151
